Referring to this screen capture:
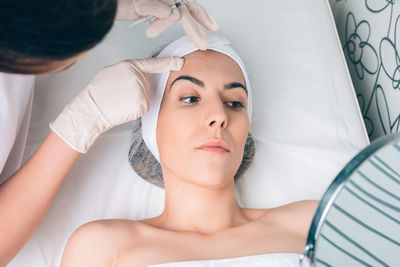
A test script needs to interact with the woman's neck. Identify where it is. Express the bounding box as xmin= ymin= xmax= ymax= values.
xmin=155 ymin=173 xmax=251 ymax=235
